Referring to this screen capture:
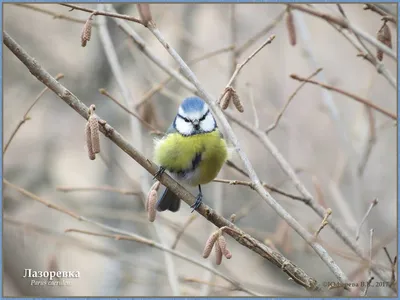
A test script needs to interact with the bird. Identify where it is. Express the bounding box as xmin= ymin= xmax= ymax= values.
xmin=153 ymin=96 xmax=228 ymax=212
